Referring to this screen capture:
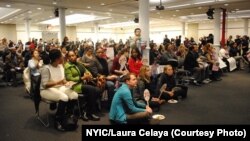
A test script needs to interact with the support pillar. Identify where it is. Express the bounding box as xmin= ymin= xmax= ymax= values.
xmin=59 ymin=8 xmax=66 ymax=43
xmin=139 ymin=0 xmax=150 ymax=65
xmin=213 ymin=8 xmax=221 ymax=52
xmin=243 ymin=18 xmax=249 ymax=35
xmin=25 ymin=18 xmax=31 ymax=41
